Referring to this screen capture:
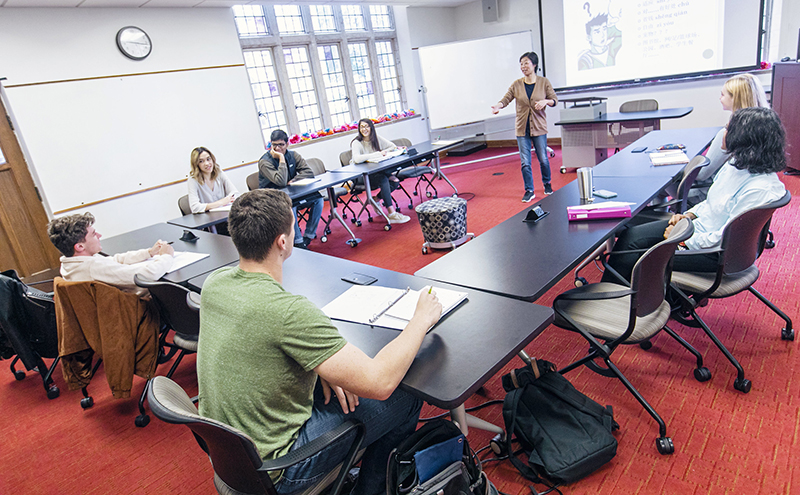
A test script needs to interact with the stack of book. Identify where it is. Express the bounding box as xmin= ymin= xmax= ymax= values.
xmin=648 ymin=150 xmax=689 ymax=166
